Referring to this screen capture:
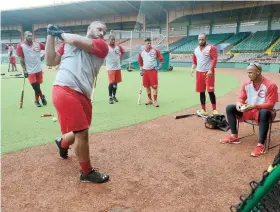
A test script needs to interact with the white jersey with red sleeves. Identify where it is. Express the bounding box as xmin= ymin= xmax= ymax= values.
xmin=16 ymin=41 xmax=45 ymax=74
xmin=105 ymin=45 xmax=124 ymax=71
xmin=54 ymin=39 xmax=109 ymax=99
xmin=139 ymin=48 xmax=164 ymax=70
xmin=194 ymin=44 xmax=217 ymax=72
xmin=8 ymin=46 xmax=15 ymax=56
xmin=241 ymin=77 xmax=278 ymax=109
